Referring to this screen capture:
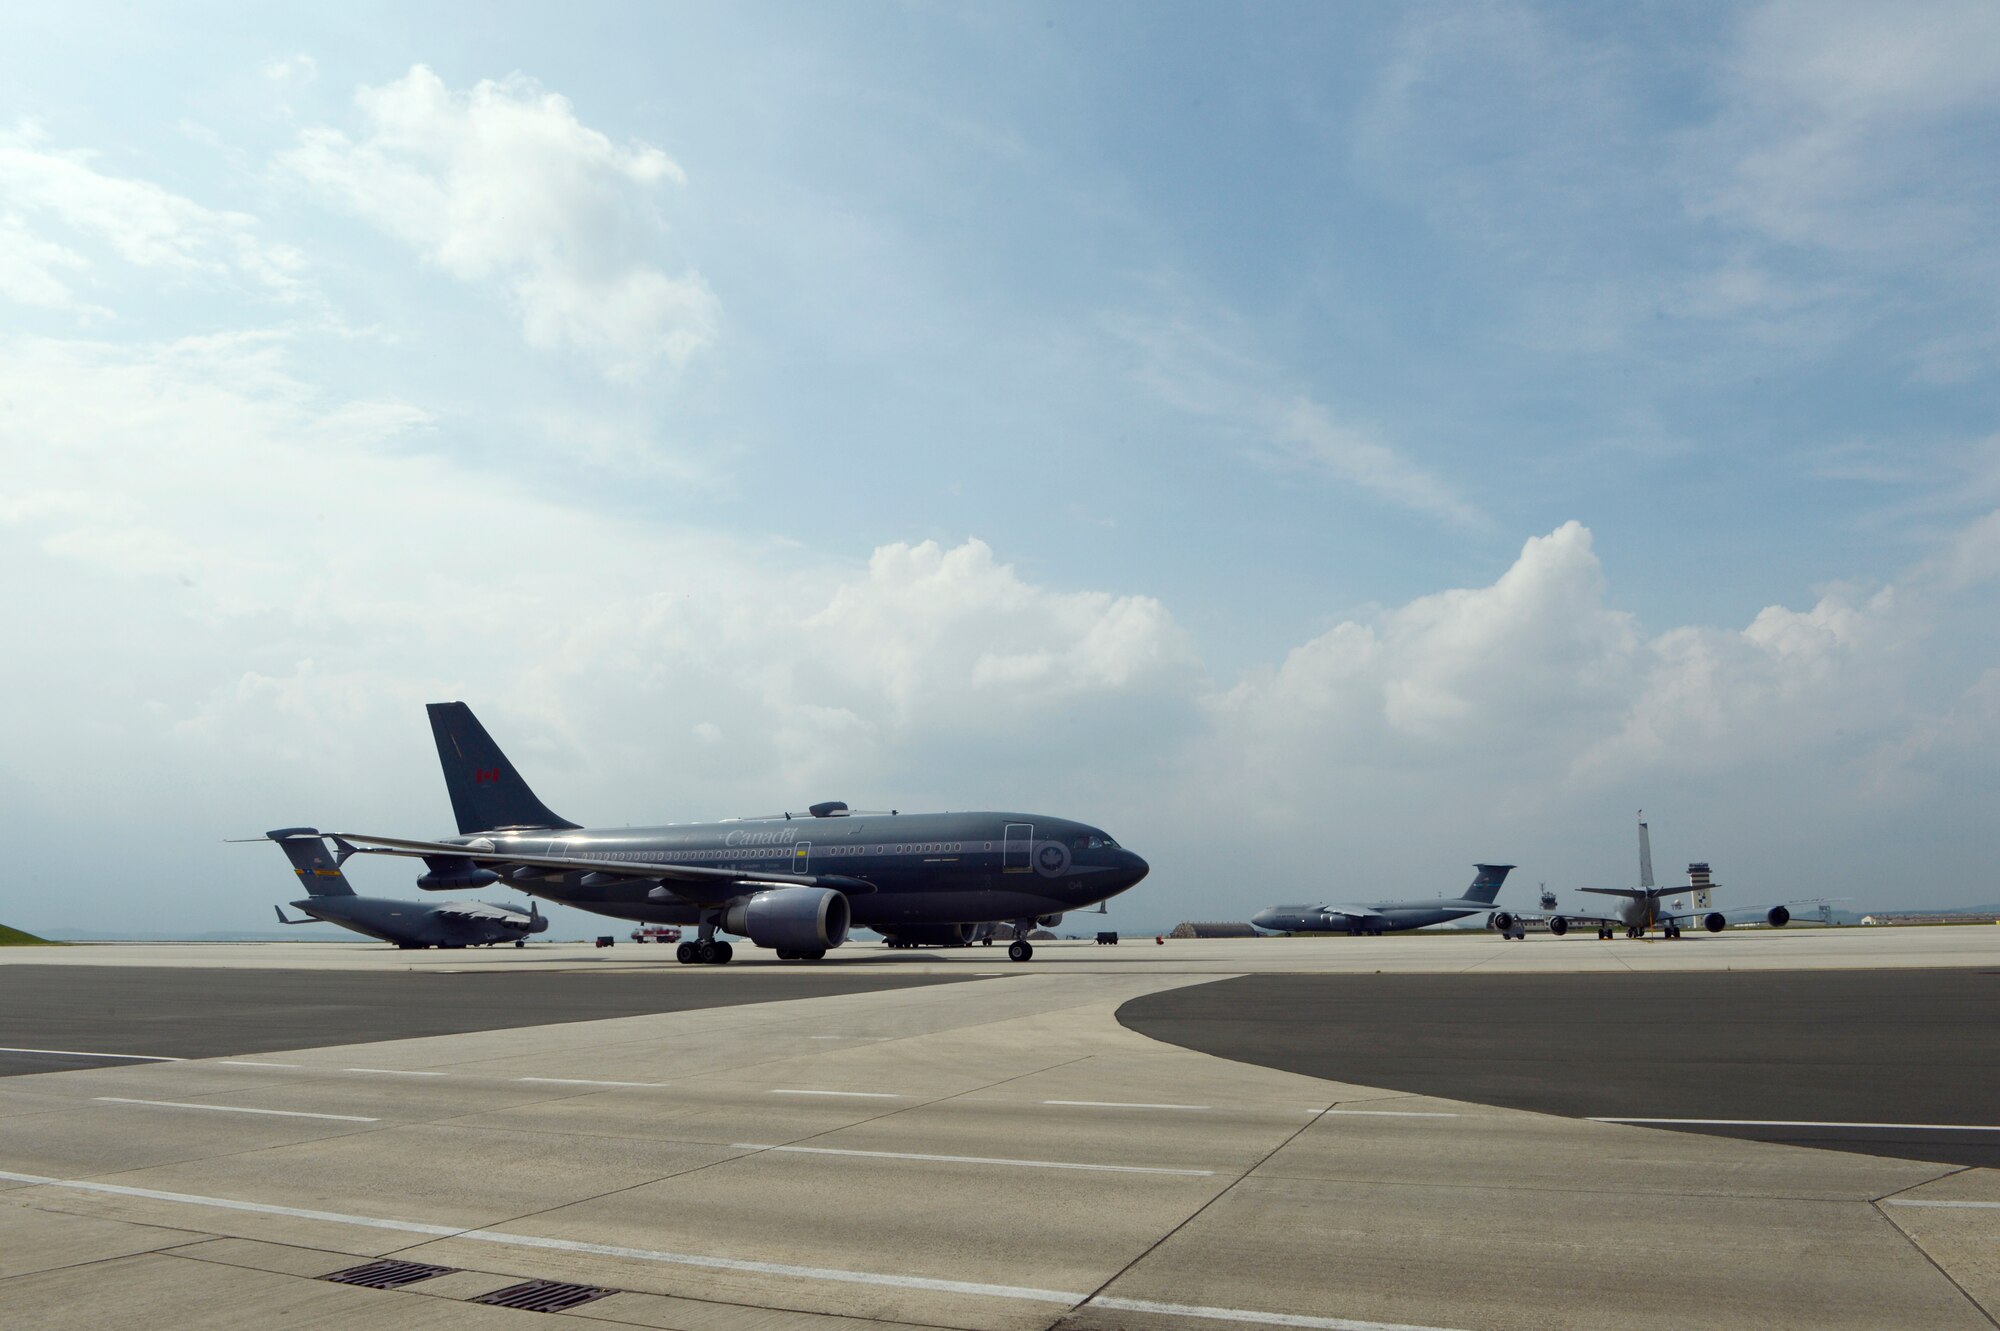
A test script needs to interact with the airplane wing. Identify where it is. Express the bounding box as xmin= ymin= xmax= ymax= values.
xmin=1657 ymin=898 xmax=1840 ymax=926
xmin=333 ymin=832 xmax=874 ymax=902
